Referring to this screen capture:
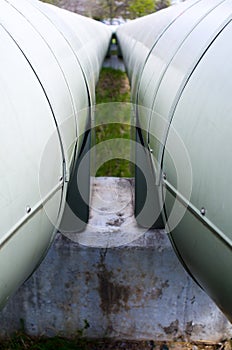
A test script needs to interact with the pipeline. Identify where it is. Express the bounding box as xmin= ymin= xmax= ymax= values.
xmin=0 ymin=0 xmax=111 ymax=308
xmin=117 ymin=0 xmax=232 ymax=322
